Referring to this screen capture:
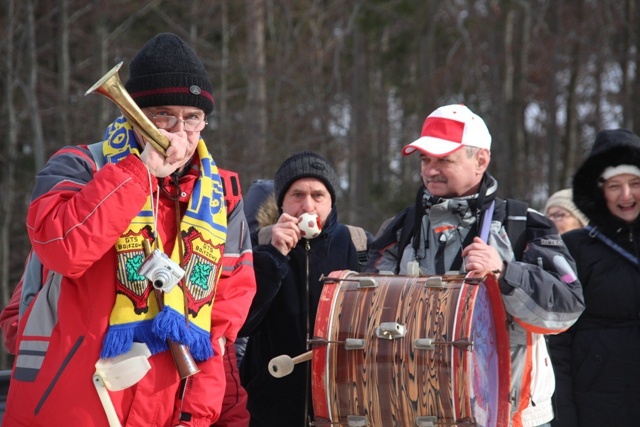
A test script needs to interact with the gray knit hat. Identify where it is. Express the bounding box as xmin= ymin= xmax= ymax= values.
xmin=125 ymin=33 xmax=214 ymax=115
xmin=544 ymin=189 xmax=588 ymax=227
xmin=274 ymin=151 xmax=339 ymax=207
